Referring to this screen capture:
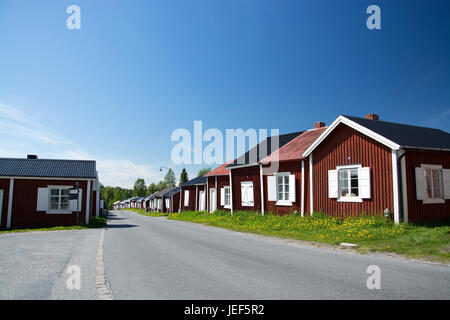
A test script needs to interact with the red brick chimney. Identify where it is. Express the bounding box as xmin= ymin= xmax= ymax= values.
xmin=314 ymin=121 xmax=326 ymax=129
xmin=365 ymin=114 xmax=379 ymax=120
